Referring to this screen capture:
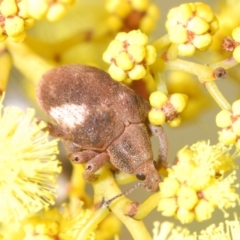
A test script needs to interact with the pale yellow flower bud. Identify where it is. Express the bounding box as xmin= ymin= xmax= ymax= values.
xmin=128 ymin=64 xmax=146 ymax=80
xmin=128 ymin=44 xmax=146 ymax=63
xmin=140 ymin=4 xmax=159 ymax=33
xmin=9 ymin=30 xmax=26 ymax=42
xmin=188 ymin=16 xmax=209 ymax=34
xmin=169 ymin=93 xmax=188 ymax=113
xmin=233 ymin=46 xmax=240 ymax=63
xmin=232 ymin=118 xmax=240 ymax=136
xmin=107 ymin=16 xmax=123 ymax=31
xmin=159 ymin=178 xmax=180 ymax=198
xmin=106 ymin=0 xmax=131 ymax=18
xmin=216 ymin=110 xmax=232 ymax=128
xmin=27 ymin=0 xmax=73 ymax=21
xmin=0 ymin=0 xmax=18 ymax=17
xmin=176 ymin=207 xmax=195 ymax=224
xmin=5 ymin=16 xmax=24 ymax=37
xmin=128 ymin=30 xmax=148 ymax=46
xmin=232 ymin=26 xmax=240 ymax=42
xmin=46 ymin=3 xmax=66 ymax=21
xmin=219 ymin=129 xmax=237 ymax=145
xmin=177 ymin=186 xmax=198 ymax=210
xmin=232 ymin=99 xmax=240 ymax=115
xmin=28 ymin=0 xmax=48 ymax=20
xmin=195 ymin=2 xmax=214 ymax=22
xmin=108 ymin=64 xmax=127 ymax=81
xmin=131 ymin=0 xmax=148 ymax=11
xmin=178 ymin=43 xmax=195 ymax=56
xmin=167 ymin=116 xmax=181 ymax=127
xmin=149 ymin=91 xmax=168 ymax=108
xmin=169 ymin=25 xmax=188 ymax=44
xmin=209 ymin=16 xmax=219 ymax=34
xmin=194 ymin=200 xmax=214 ymax=222
xmin=177 ymin=4 xmax=194 ymax=24
xmin=115 ymin=32 xmax=128 ymax=42
xmin=192 ymin=33 xmax=212 ymax=50
xmin=116 ymin=52 xmax=134 ymax=71
xmin=148 ymin=109 xmax=166 ymax=125
xmin=158 ymin=198 xmax=178 ymax=216
xmin=177 ymin=147 xmax=193 ymax=162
